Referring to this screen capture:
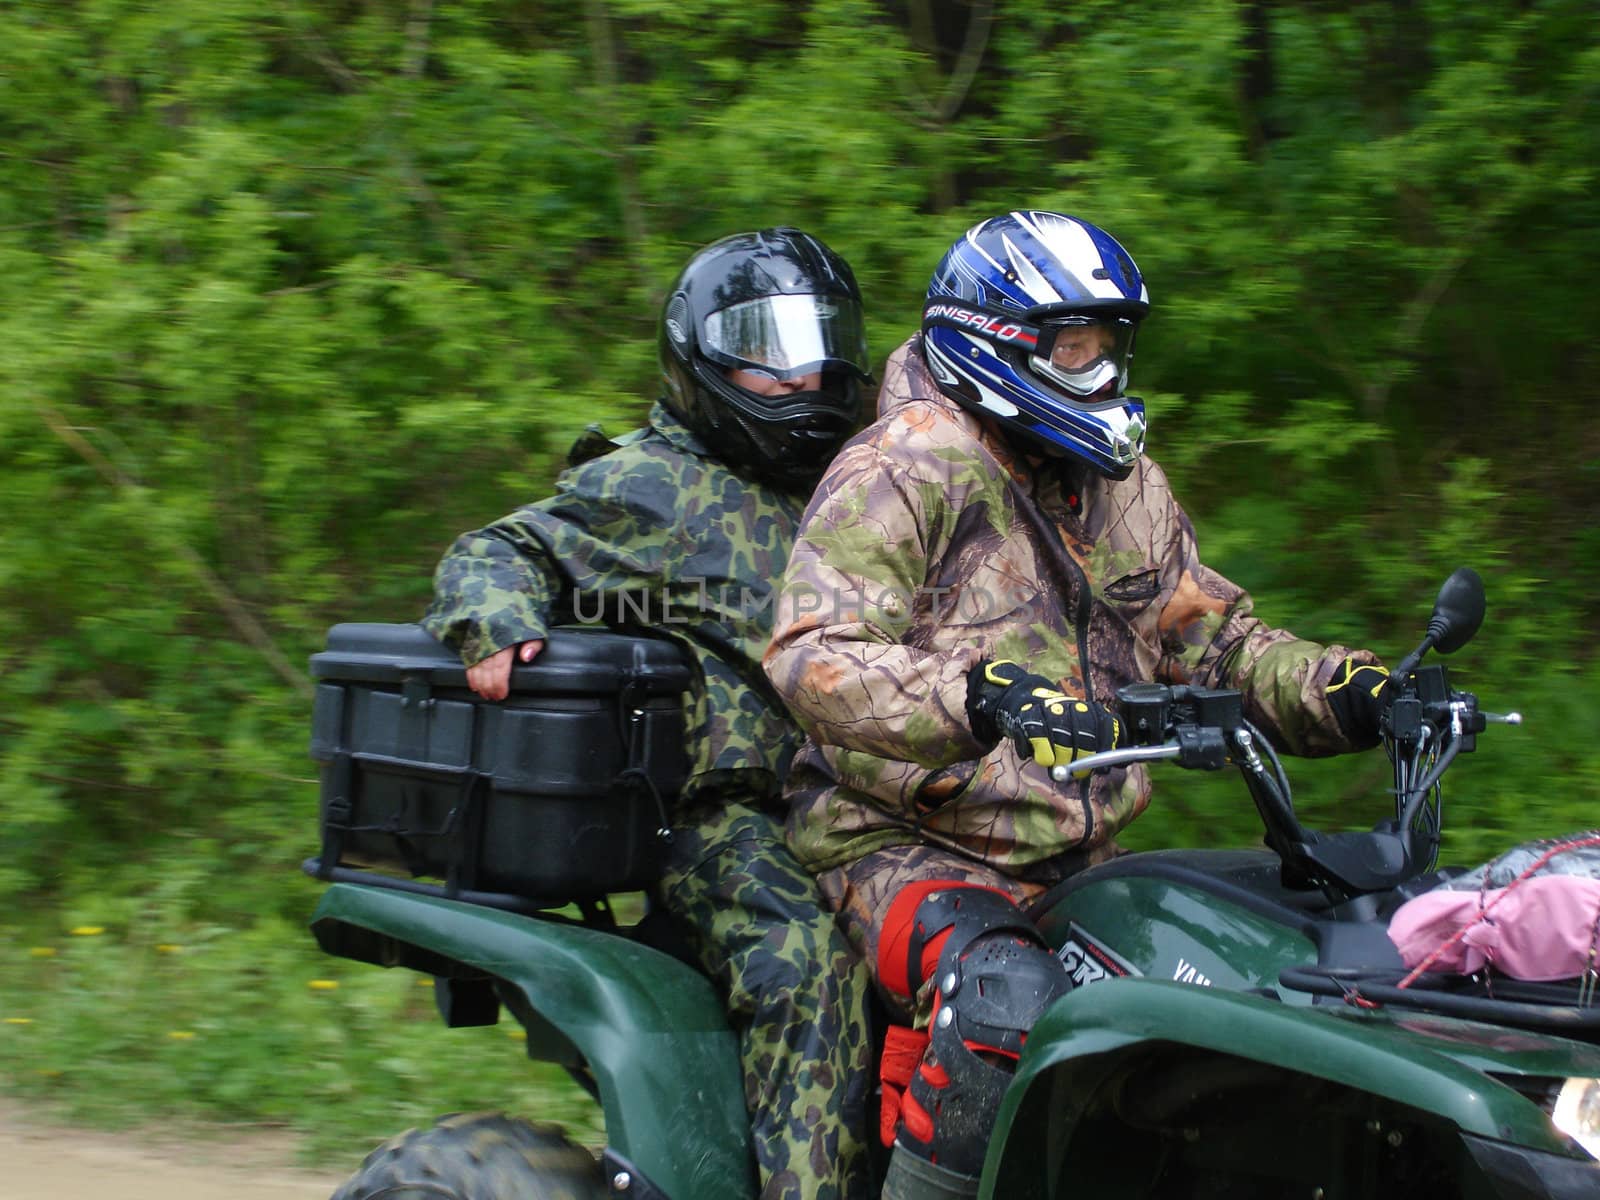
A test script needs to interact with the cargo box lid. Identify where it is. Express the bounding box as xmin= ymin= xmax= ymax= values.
xmin=310 ymin=623 xmax=694 ymax=696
